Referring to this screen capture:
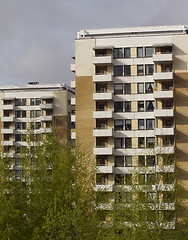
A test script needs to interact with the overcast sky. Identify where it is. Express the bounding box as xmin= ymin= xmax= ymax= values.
xmin=0 ymin=0 xmax=188 ymax=86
